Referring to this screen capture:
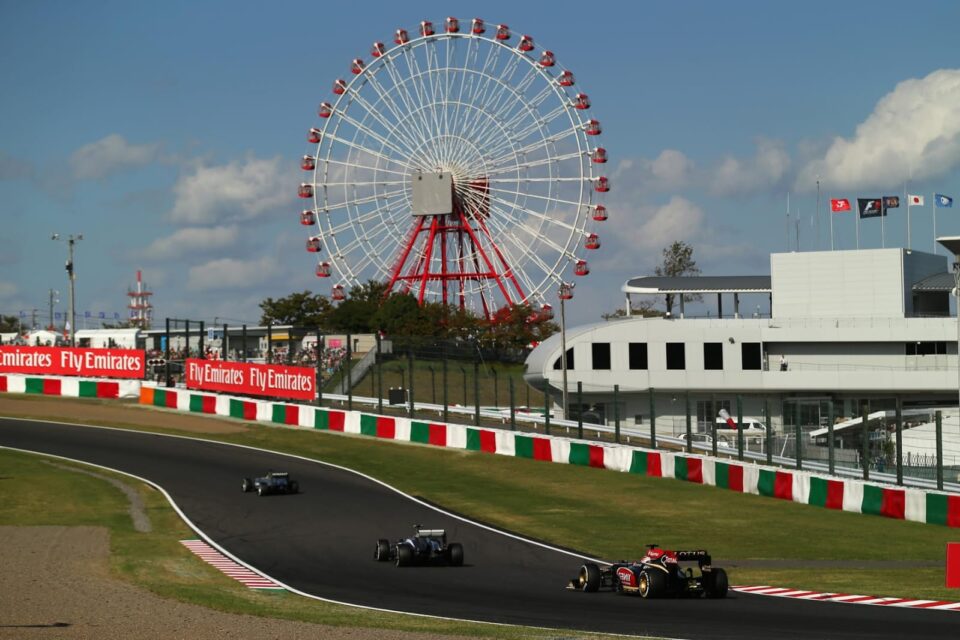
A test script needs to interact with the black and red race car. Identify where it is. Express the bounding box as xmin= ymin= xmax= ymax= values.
xmin=568 ymin=544 xmax=728 ymax=599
